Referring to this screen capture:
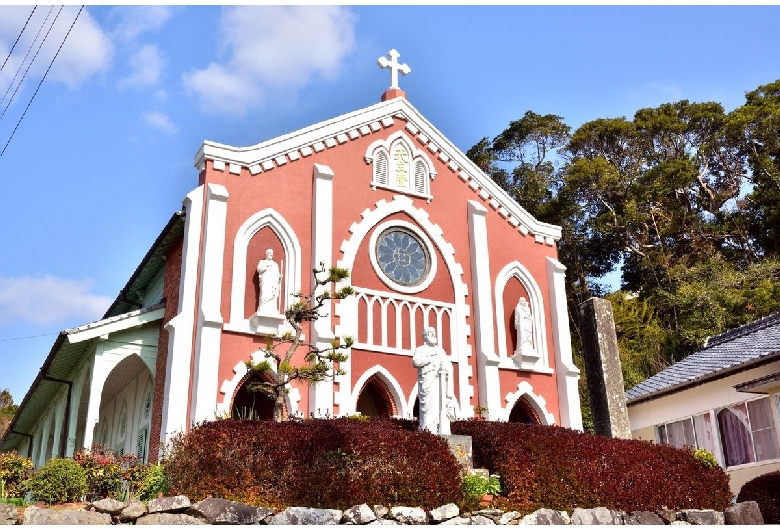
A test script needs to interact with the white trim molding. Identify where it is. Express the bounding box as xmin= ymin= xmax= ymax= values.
xmin=368 ymin=219 xmax=438 ymax=295
xmin=467 ymin=200 xmax=501 ymax=419
xmin=503 ymin=381 xmax=556 ymax=425
xmin=349 ymin=365 xmax=407 ymax=418
xmin=161 ymin=185 xmax=205 ymax=444
xmin=190 ymin=183 xmax=229 ymax=425
xmin=225 ymin=208 xmax=302 ymax=336
xmin=216 ymin=348 xmax=301 ymax=418
xmin=546 ymin=257 xmax=582 ymax=430
xmin=494 ymin=260 xmax=552 ymax=374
